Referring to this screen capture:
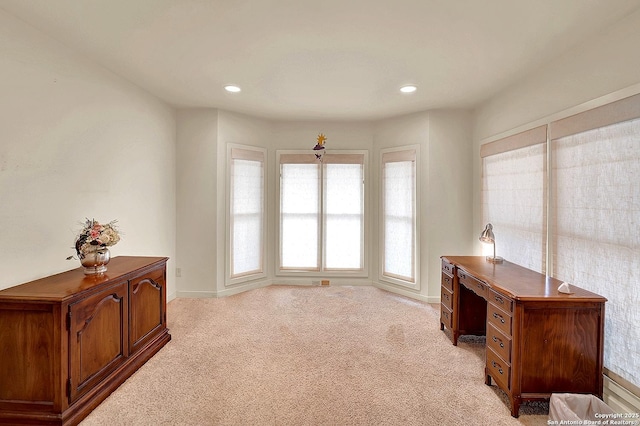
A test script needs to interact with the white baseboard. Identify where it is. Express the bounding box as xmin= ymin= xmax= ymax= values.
xmin=604 ymin=373 xmax=640 ymax=414
xmin=372 ymin=281 xmax=437 ymax=304
xmin=175 ymin=290 xmax=217 ymax=298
